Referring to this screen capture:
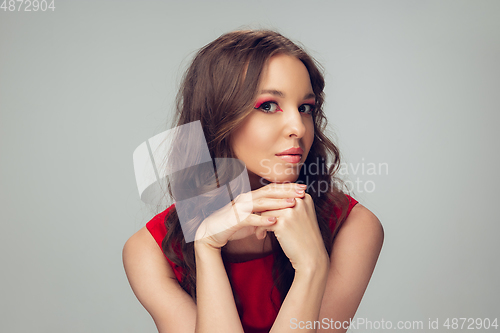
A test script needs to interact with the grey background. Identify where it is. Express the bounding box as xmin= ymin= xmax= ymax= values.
xmin=1 ymin=0 xmax=499 ymax=332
